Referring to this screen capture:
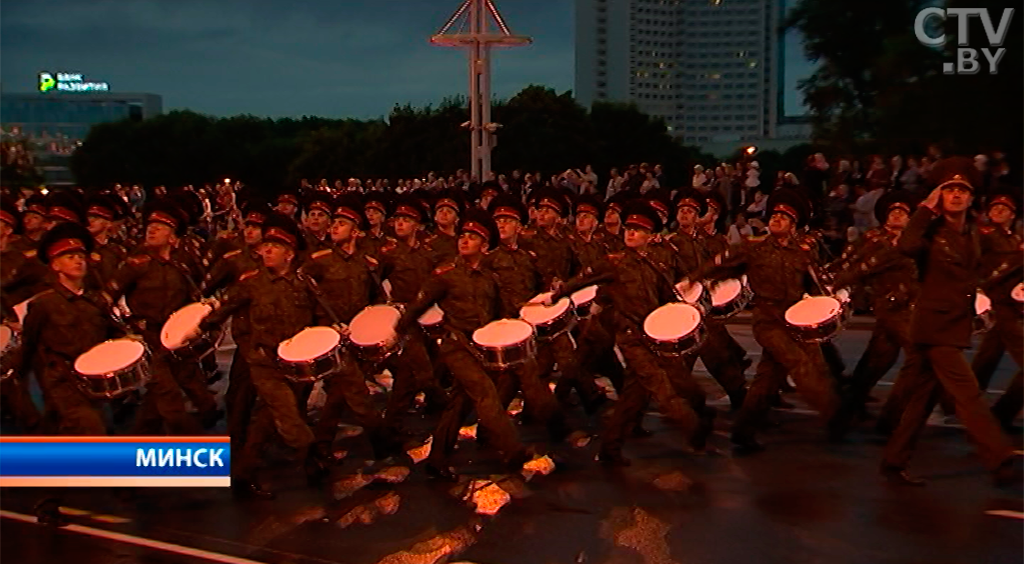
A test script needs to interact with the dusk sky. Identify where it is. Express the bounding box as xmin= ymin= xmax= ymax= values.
xmin=1 ymin=0 xmax=812 ymax=119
